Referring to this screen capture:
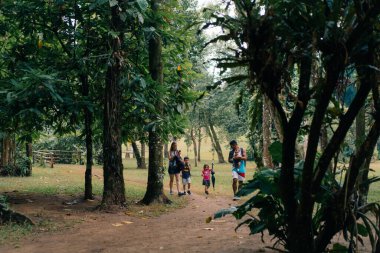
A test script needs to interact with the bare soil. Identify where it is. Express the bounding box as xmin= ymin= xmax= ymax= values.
xmin=0 ymin=192 xmax=275 ymax=253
